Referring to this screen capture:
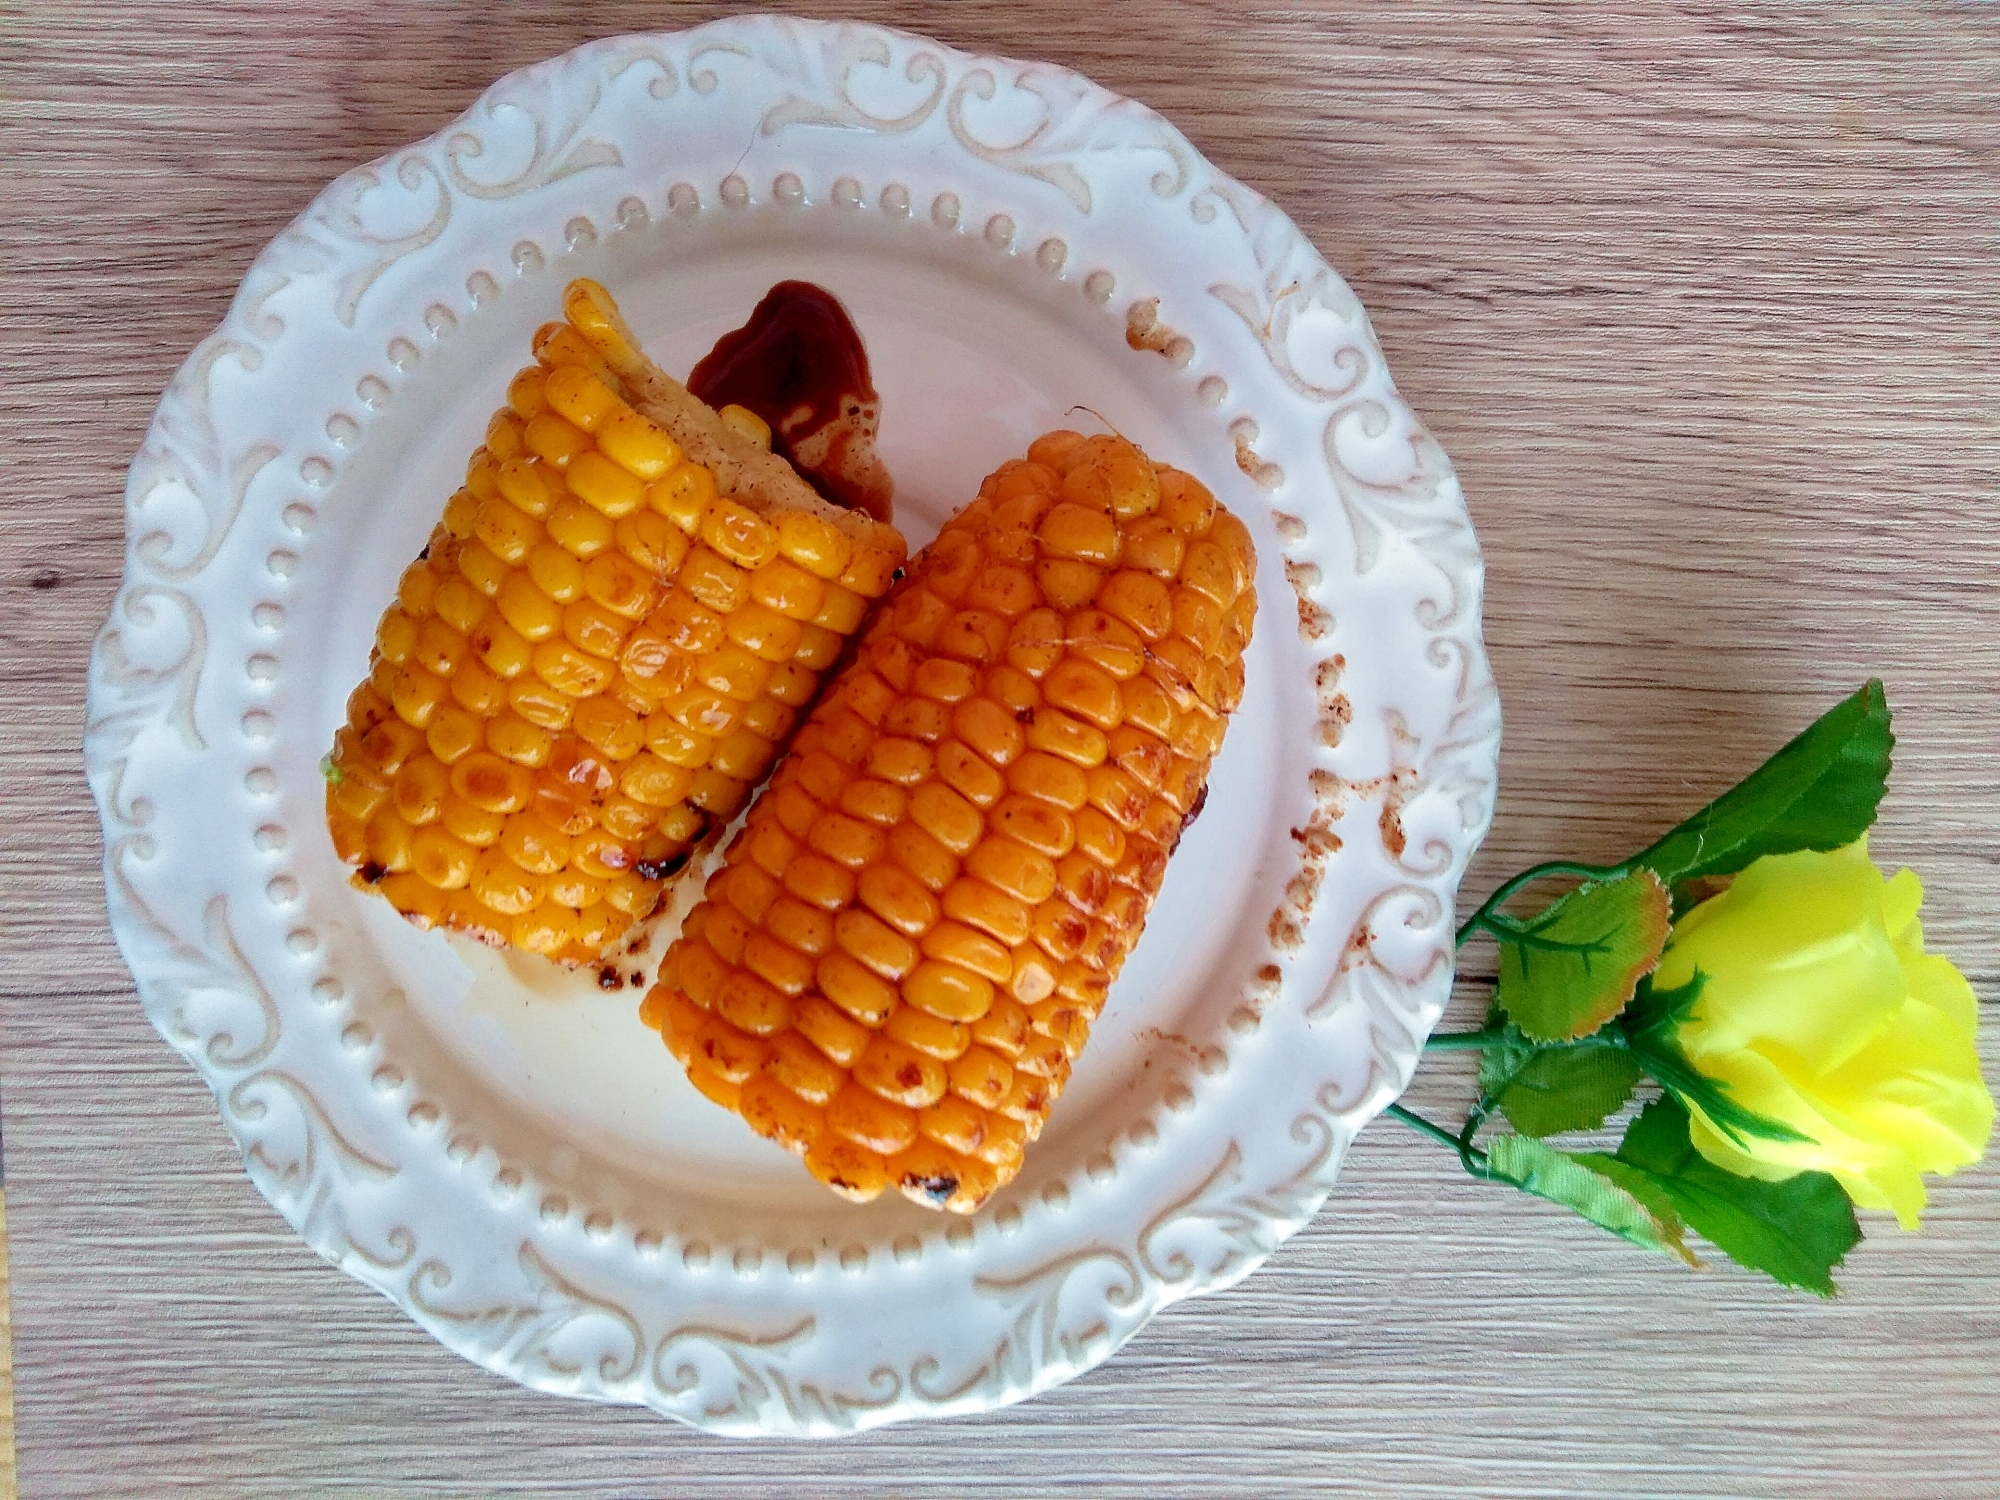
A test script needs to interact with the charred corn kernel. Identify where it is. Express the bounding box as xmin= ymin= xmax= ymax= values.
xmin=641 ymin=431 xmax=1252 ymax=1211
xmin=364 ymin=804 xmax=418 ymax=876
xmin=806 ymin=1136 xmax=891 ymax=1202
